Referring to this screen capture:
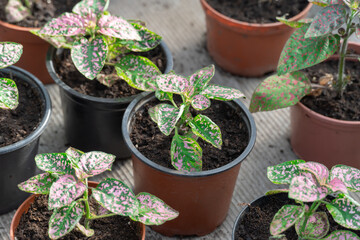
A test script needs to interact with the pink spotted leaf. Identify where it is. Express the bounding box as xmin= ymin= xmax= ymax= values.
xmin=71 ymin=36 xmax=108 ymax=80
xmin=267 ymin=160 xmax=306 ymax=185
xmin=295 ymin=212 xmax=330 ymax=239
xmin=38 ymin=12 xmax=87 ymax=36
xmin=48 ymin=201 xmax=84 ymax=239
xmin=131 ymin=192 xmax=179 ymax=225
xmin=65 ymin=147 xmax=84 ymax=165
xmin=149 ymin=105 xmax=160 ymax=124
xmin=187 ymin=65 xmax=215 ymax=97
xmin=298 ymin=162 xmax=329 ymax=185
xmin=0 ymin=78 xmax=18 ymax=110
xmin=326 ymin=195 xmax=360 ymax=230
xmin=270 ymin=204 xmax=305 ymax=235
xmin=18 ymin=173 xmax=57 ymax=194
xmin=72 ymin=0 xmax=109 ymax=15
xmin=289 ymin=175 xmax=329 ymax=202
xmin=76 ymin=223 xmax=94 ymax=237
xmin=92 ymin=178 xmax=139 ymax=216
xmin=96 ymin=73 xmax=120 ymax=87
xmin=48 ymin=174 xmax=86 ymax=209
xmin=77 ymin=151 xmax=115 ymax=178
xmin=5 ymin=0 xmax=30 ymax=23
xmin=155 ymin=90 xmax=173 ymax=102
xmin=0 ymin=42 xmax=23 ymax=69
xmin=35 ymin=153 xmax=74 ymax=175
xmin=189 ymin=114 xmax=222 ymax=149
xmin=326 ymin=177 xmax=348 ymax=194
xmin=321 ymin=230 xmax=360 ymax=240
xmin=277 ymin=25 xmax=340 ymax=75
xmin=191 ymin=95 xmax=211 ymax=110
xmin=98 ymin=15 xmax=141 ymax=40
xmin=30 ymin=29 xmax=74 ymax=49
xmin=155 ymin=104 xmax=184 ymax=136
xmin=249 ymin=72 xmax=311 ymax=112
xmin=156 ymin=73 xmax=189 ymax=94
xmin=276 ymin=17 xmax=312 ymax=28
xmin=330 ymin=165 xmax=360 ymax=192
xmin=201 ymin=85 xmax=245 ymax=101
